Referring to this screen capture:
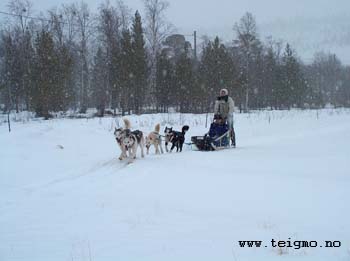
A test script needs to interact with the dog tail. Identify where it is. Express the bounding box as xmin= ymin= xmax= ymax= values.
xmin=182 ymin=125 xmax=189 ymax=134
xmin=123 ymin=118 xmax=131 ymax=129
xmin=155 ymin=123 xmax=160 ymax=133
